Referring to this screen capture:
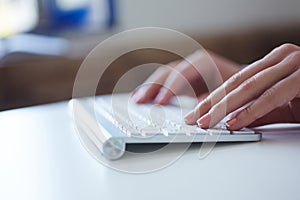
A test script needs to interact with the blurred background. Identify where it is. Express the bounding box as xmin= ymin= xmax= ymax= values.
xmin=1 ymin=0 xmax=300 ymax=110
